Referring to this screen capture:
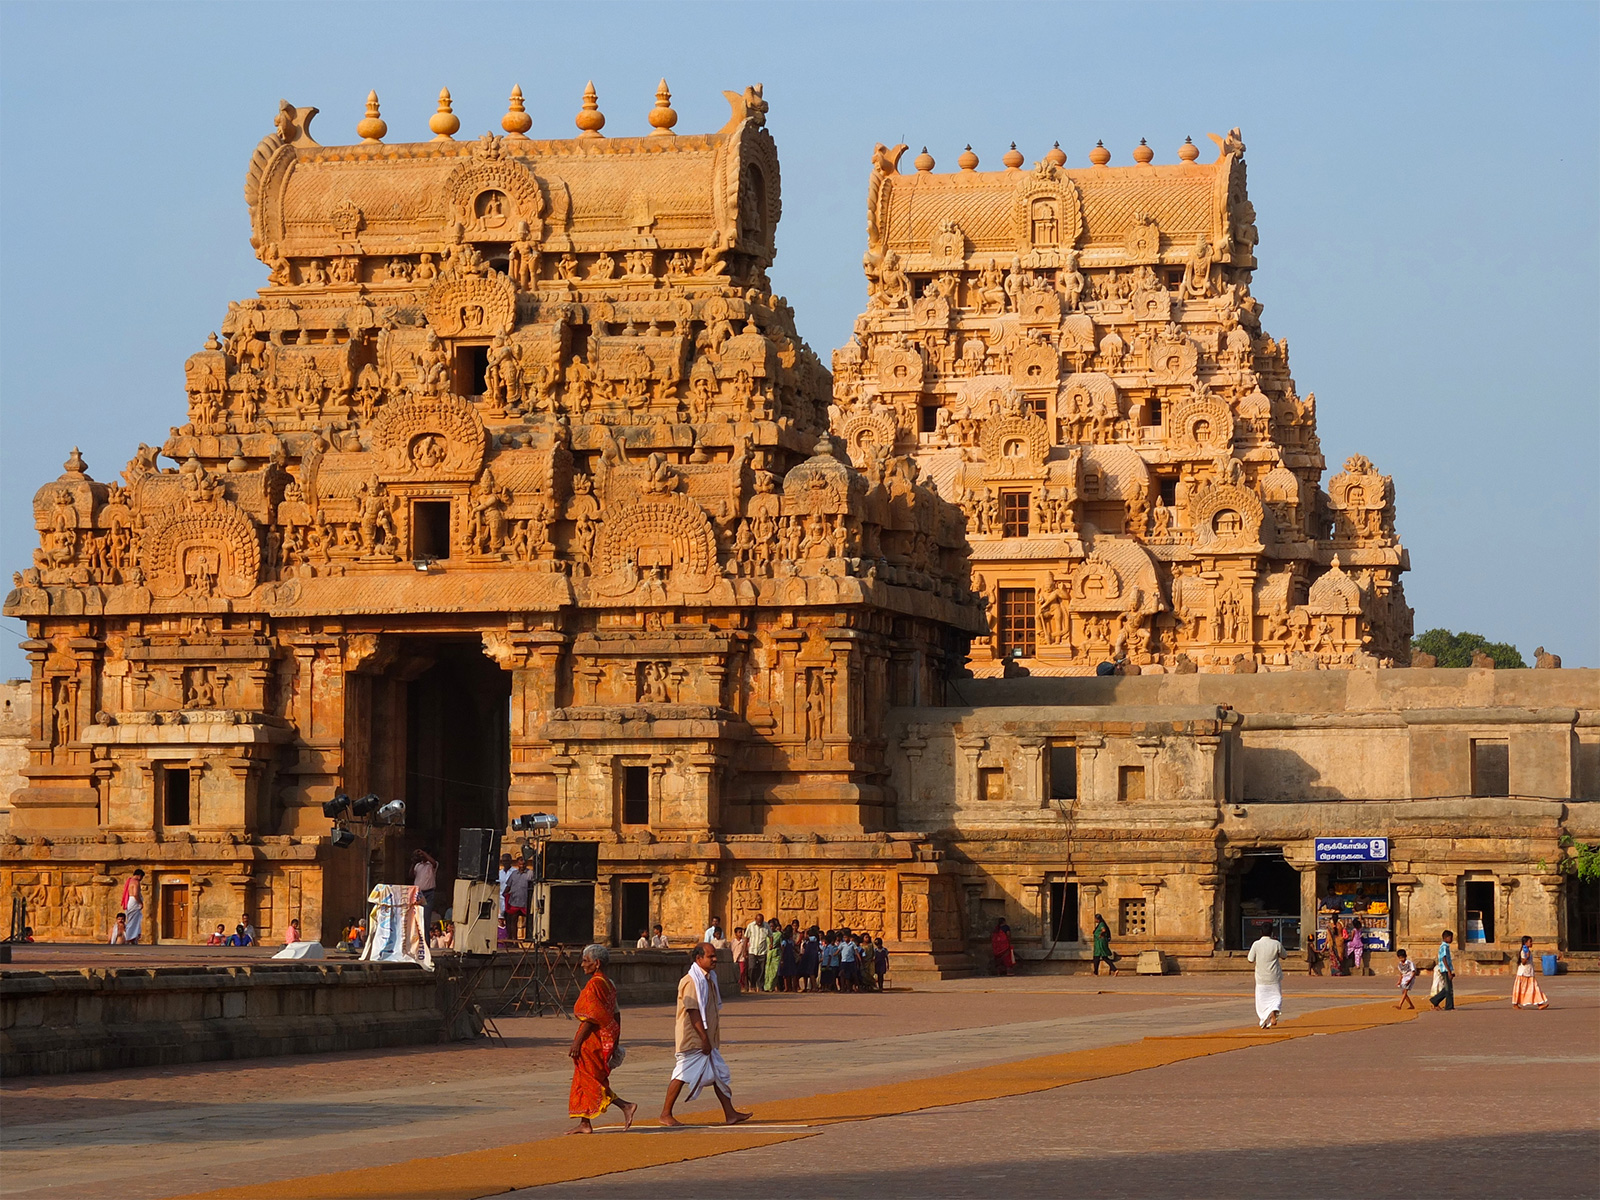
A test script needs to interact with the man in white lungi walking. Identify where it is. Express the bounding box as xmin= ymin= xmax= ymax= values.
xmin=660 ymin=942 xmax=751 ymax=1127
xmin=1248 ymin=927 xmax=1286 ymax=1028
